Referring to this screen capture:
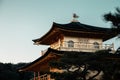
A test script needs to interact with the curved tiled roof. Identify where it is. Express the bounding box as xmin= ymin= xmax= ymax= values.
xmin=18 ymin=48 xmax=93 ymax=72
xmin=19 ymin=47 xmax=120 ymax=72
xmin=32 ymin=22 xmax=118 ymax=45
xmin=18 ymin=48 xmax=63 ymax=72
xmin=53 ymin=22 xmax=111 ymax=32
